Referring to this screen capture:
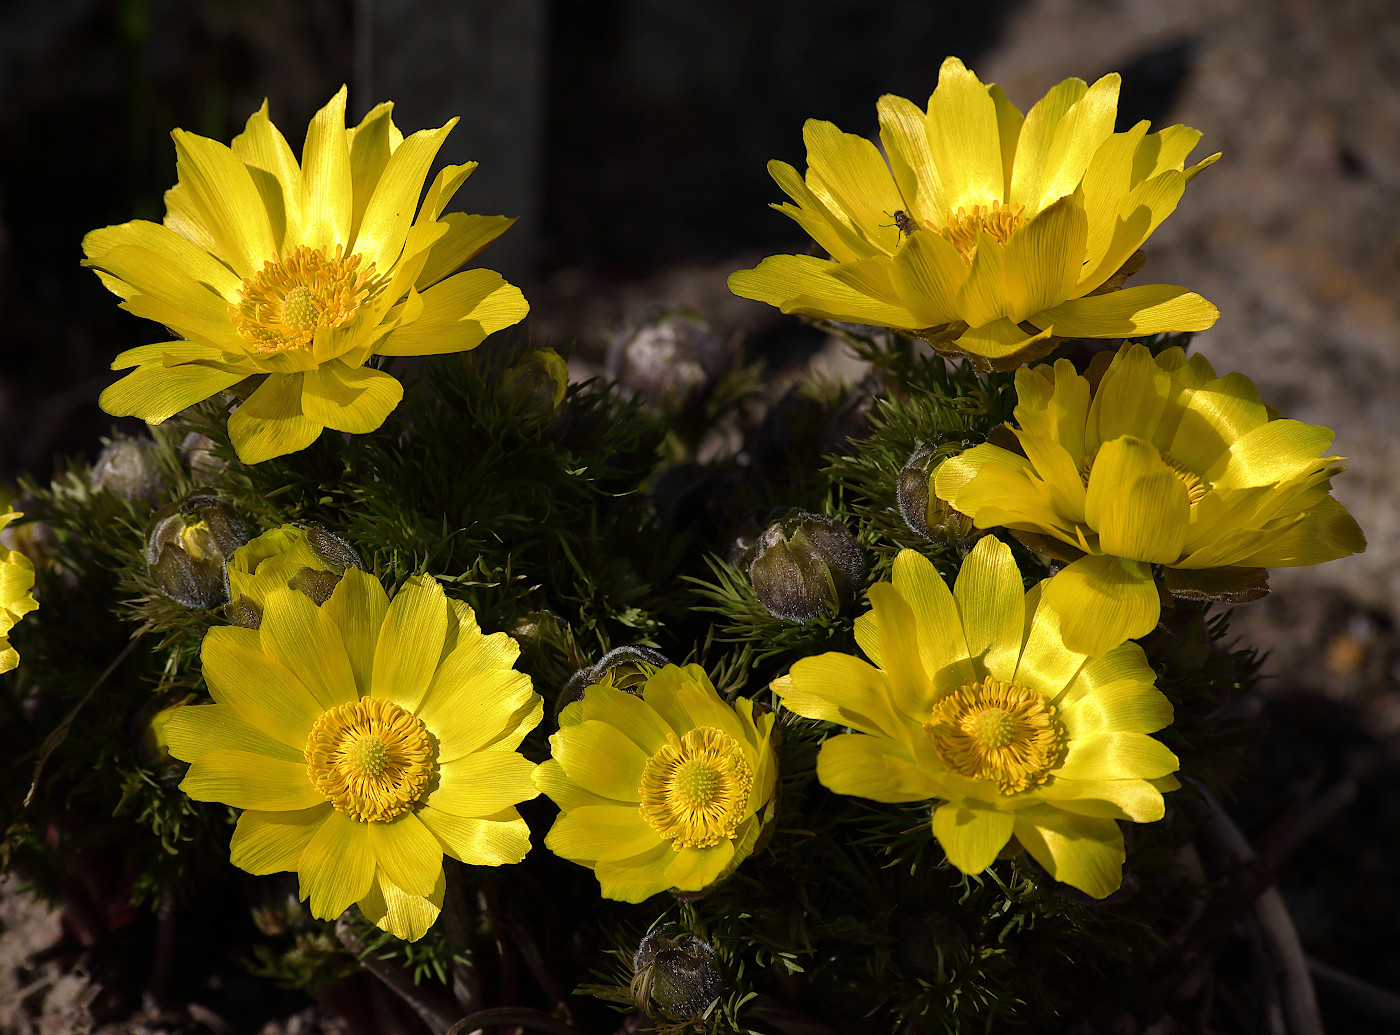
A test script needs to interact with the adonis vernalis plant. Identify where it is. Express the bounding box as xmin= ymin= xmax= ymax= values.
xmin=729 ymin=56 xmax=1220 ymax=369
xmin=83 ymin=88 xmax=528 ymax=462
